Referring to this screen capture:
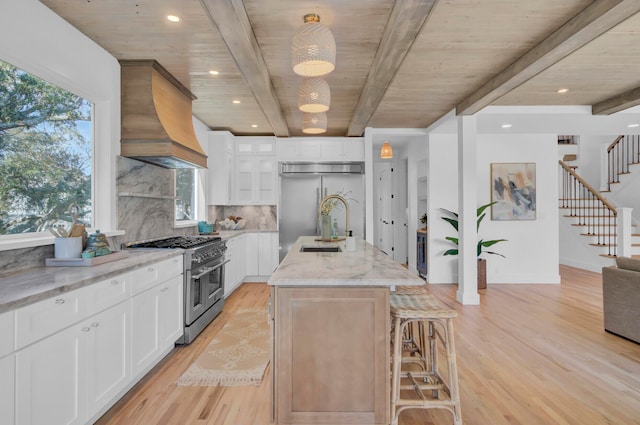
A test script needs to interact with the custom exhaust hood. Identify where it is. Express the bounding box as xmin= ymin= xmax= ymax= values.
xmin=120 ymin=60 xmax=207 ymax=169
